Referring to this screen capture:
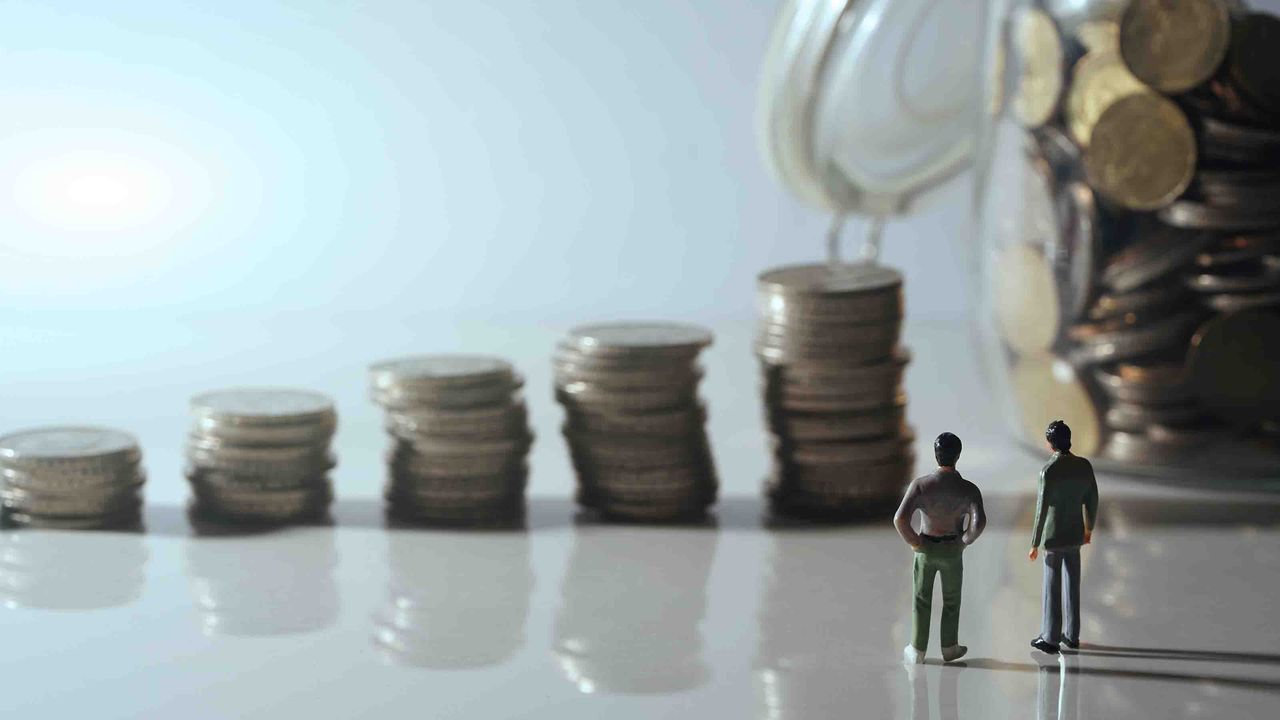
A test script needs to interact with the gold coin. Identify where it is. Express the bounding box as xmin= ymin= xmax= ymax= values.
xmin=1065 ymin=49 xmax=1148 ymax=147
xmin=1010 ymin=354 xmax=1101 ymax=456
xmin=993 ymin=243 xmax=1060 ymax=355
xmin=1011 ymin=6 xmax=1065 ymax=128
xmin=1119 ymin=0 xmax=1231 ymax=94
xmin=1076 ymin=20 xmax=1118 ymax=53
xmin=1084 ymin=93 xmax=1196 ymax=211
